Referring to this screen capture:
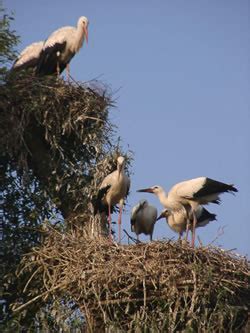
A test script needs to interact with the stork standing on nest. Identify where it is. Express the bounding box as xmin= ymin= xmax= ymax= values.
xmin=130 ymin=200 xmax=157 ymax=242
xmin=157 ymin=206 xmax=216 ymax=241
xmin=94 ymin=156 xmax=130 ymax=243
xmin=12 ymin=41 xmax=44 ymax=72
xmin=137 ymin=177 xmax=237 ymax=247
xmin=36 ymin=16 xmax=88 ymax=78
